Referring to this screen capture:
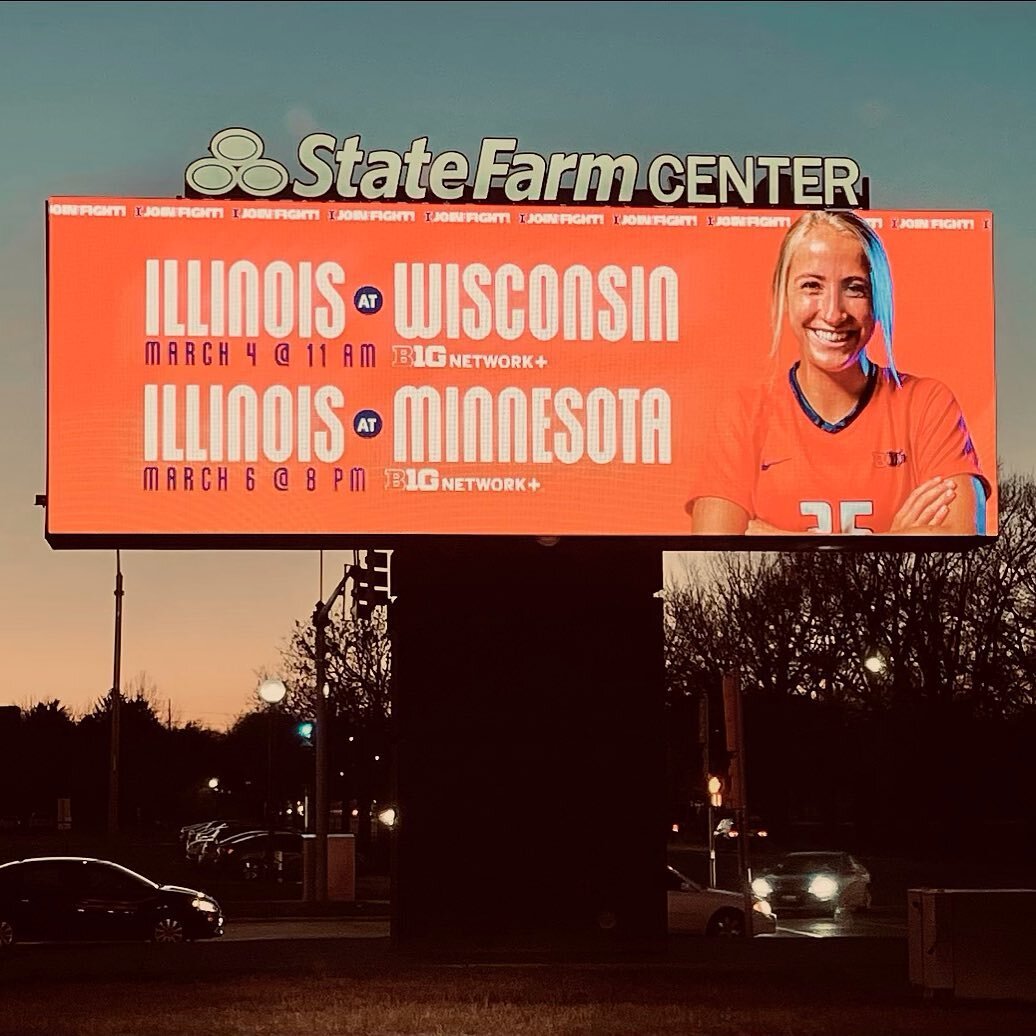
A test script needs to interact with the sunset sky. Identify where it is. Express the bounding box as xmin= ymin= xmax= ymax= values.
xmin=2 ymin=2 xmax=1033 ymax=728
